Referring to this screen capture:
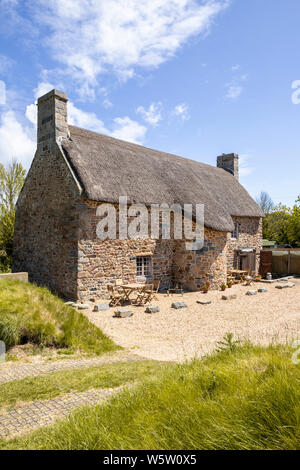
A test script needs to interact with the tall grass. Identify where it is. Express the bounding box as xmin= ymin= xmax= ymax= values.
xmin=2 ymin=344 xmax=299 ymax=450
xmin=0 ymin=279 xmax=117 ymax=354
